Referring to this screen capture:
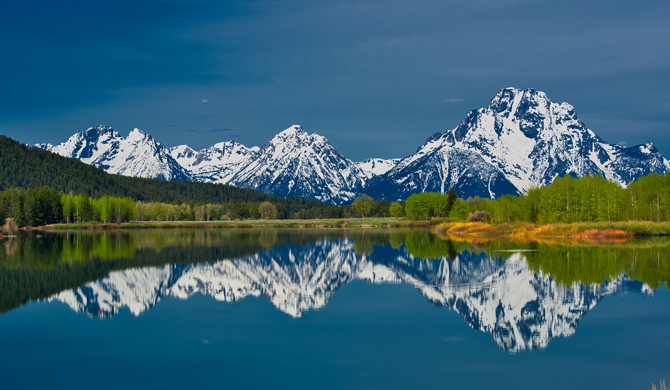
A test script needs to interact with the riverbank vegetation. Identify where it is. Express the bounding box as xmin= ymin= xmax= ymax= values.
xmin=406 ymin=173 xmax=670 ymax=224
xmin=44 ymin=218 xmax=418 ymax=230
xmin=423 ymin=173 xmax=670 ymax=238
xmin=4 ymin=172 xmax=670 ymax=238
